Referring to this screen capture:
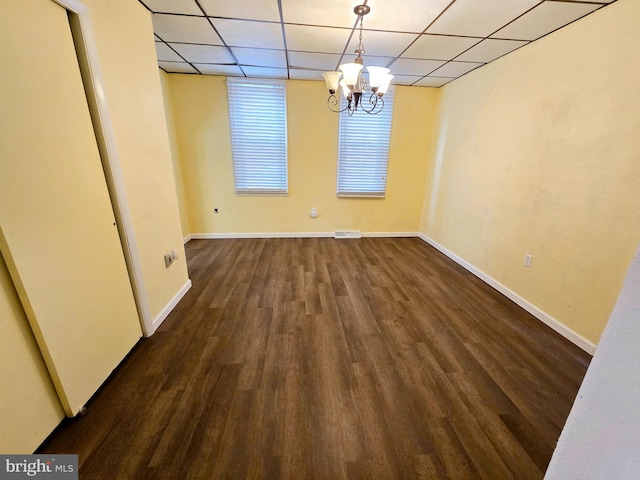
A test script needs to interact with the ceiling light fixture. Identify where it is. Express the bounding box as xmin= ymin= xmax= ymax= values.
xmin=322 ymin=4 xmax=393 ymax=116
